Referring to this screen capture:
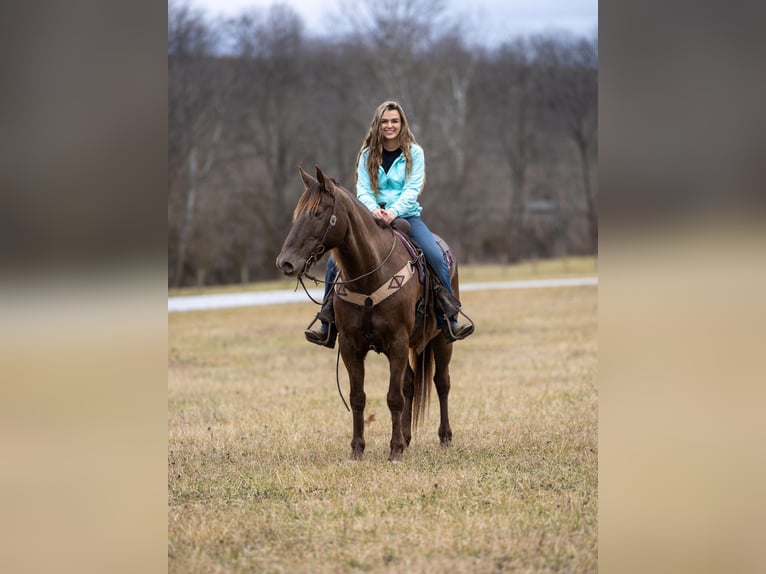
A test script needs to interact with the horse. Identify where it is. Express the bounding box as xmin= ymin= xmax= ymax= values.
xmin=276 ymin=166 xmax=460 ymax=461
